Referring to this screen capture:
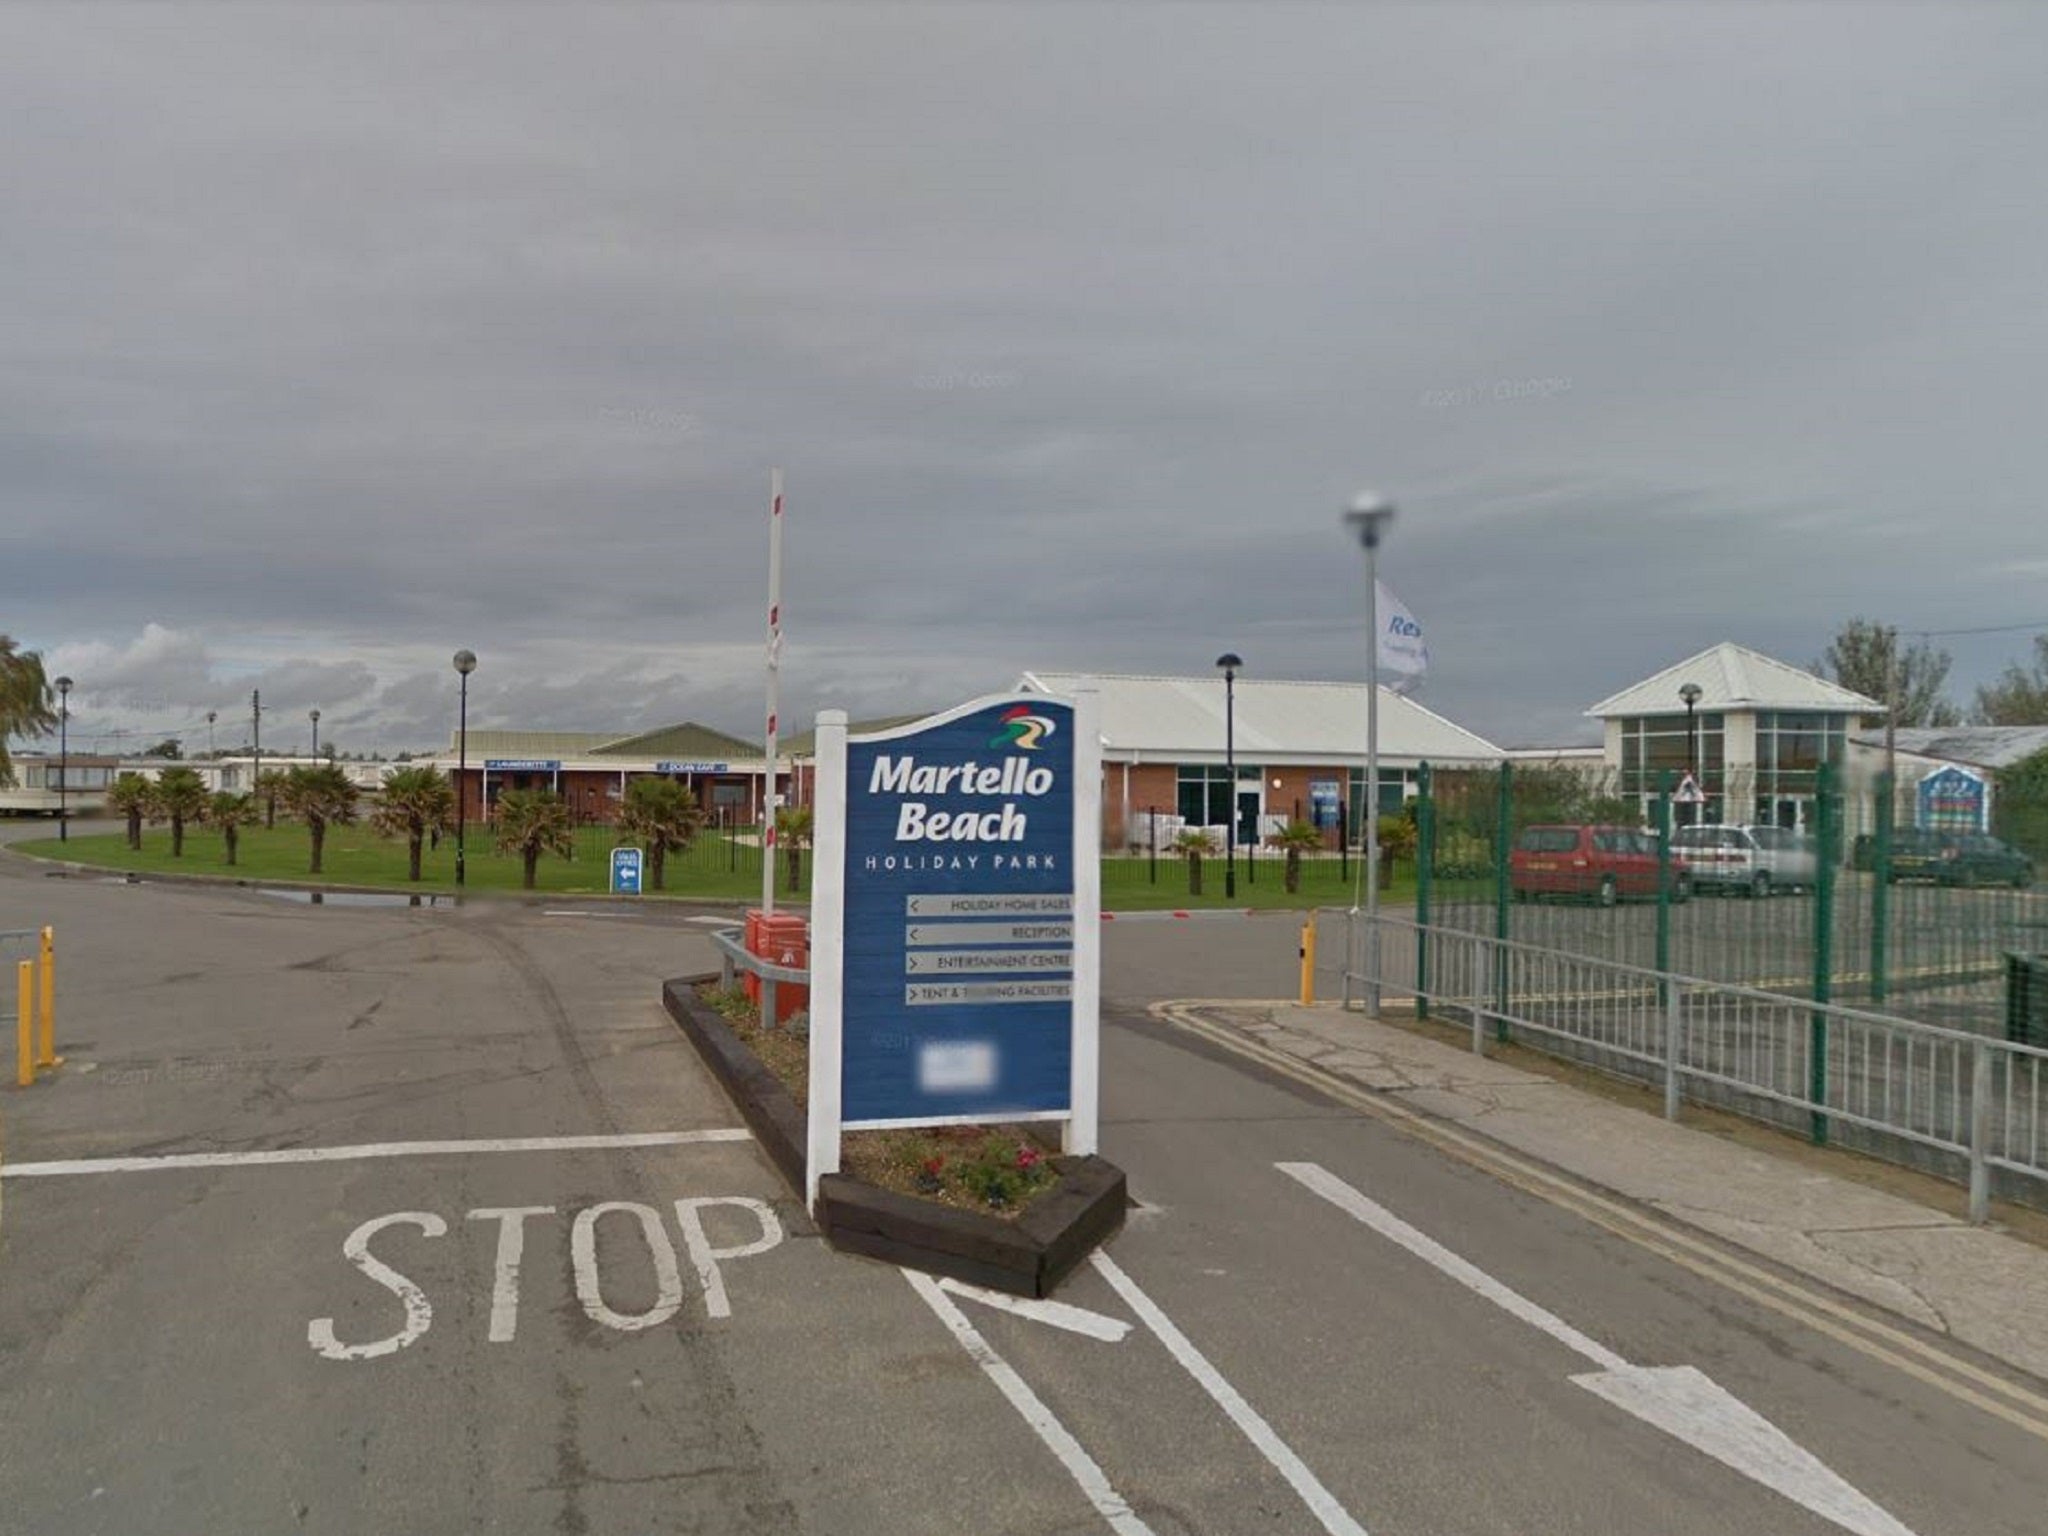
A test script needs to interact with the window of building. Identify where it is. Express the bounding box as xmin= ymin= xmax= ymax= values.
xmin=1618 ymin=713 xmax=1723 ymax=797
